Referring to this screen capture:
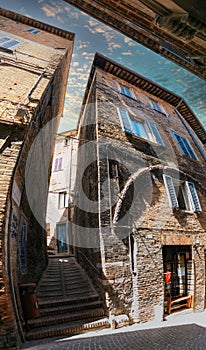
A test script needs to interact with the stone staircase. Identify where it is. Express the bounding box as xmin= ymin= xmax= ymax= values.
xmin=25 ymin=255 xmax=109 ymax=340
